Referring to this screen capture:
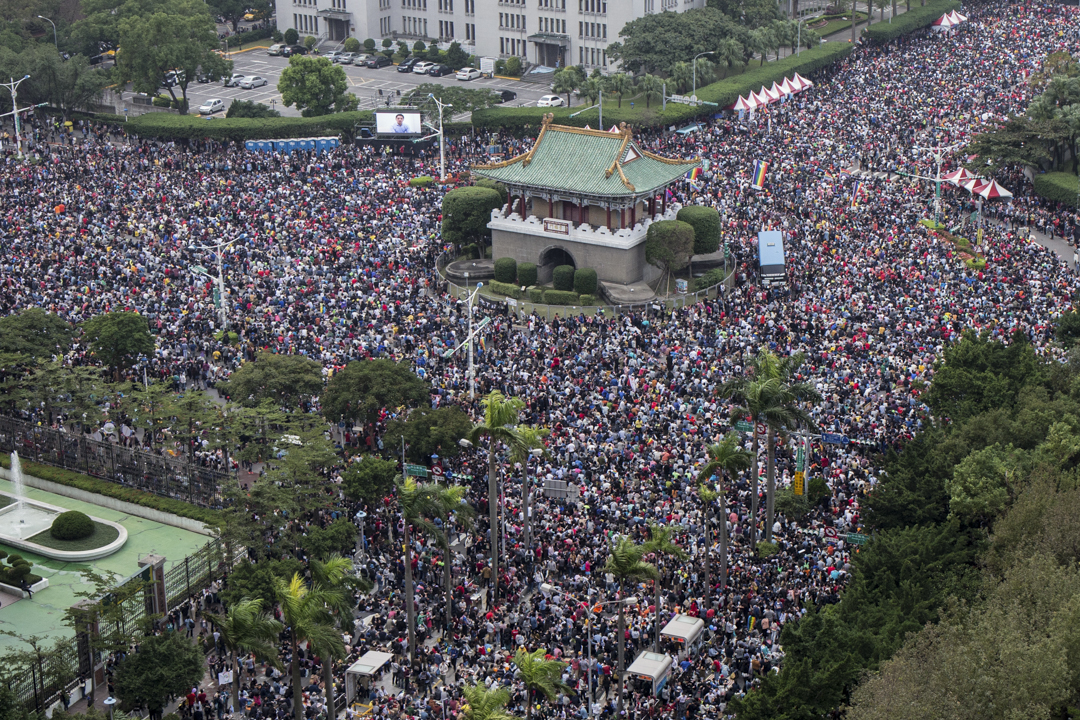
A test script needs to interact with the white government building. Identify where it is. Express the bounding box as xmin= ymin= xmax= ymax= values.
xmin=276 ymin=0 xmax=706 ymax=72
